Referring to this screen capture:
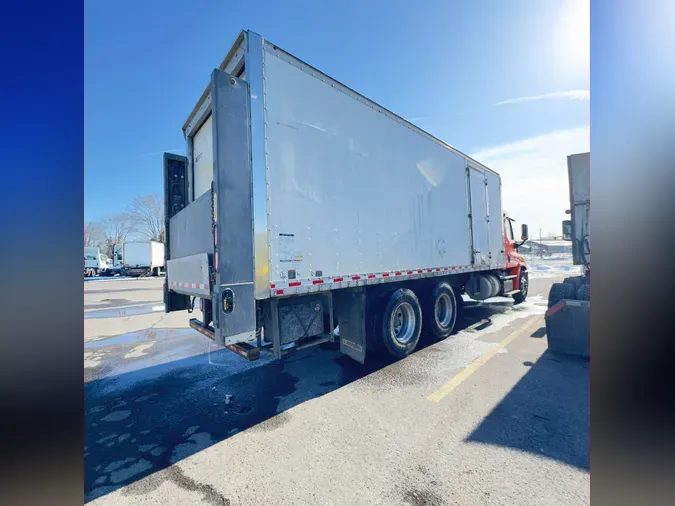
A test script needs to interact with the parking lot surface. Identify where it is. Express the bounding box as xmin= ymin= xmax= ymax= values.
xmin=85 ymin=269 xmax=588 ymax=505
